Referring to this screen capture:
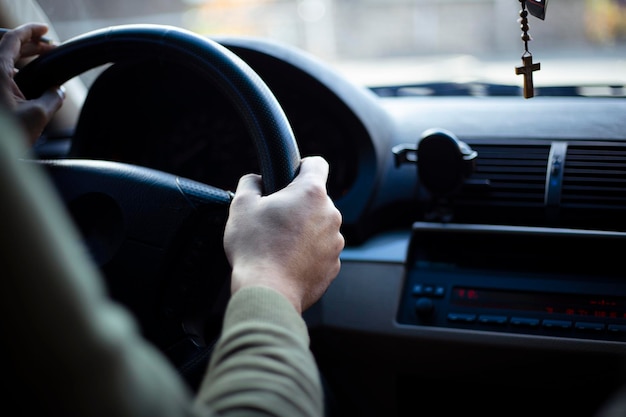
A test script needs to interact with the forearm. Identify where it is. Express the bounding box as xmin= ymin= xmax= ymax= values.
xmin=194 ymin=286 xmax=323 ymax=417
